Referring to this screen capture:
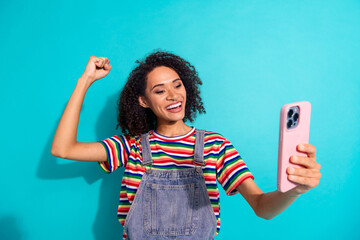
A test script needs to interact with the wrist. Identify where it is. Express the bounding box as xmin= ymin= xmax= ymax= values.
xmin=77 ymin=75 xmax=93 ymax=89
xmin=283 ymin=189 xmax=301 ymax=198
